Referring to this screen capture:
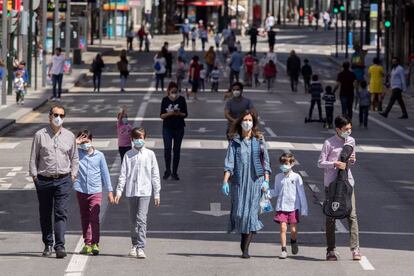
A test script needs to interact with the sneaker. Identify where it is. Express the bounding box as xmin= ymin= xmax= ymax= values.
xmin=91 ymin=243 xmax=100 ymax=256
xmin=326 ymin=250 xmax=338 ymax=261
xmin=171 ymin=174 xmax=180 ymax=181
xmin=50 ymin=97 xmax=56 ymax=102
xmin=379 ymin=112 xmax=387 ymax=118
xmin=352 ymin=248 xmax=362 ymax=261
xmin=21 ymin=100 xmax=24 ymax=105
xmin=398 ymin=115 xmax=408 ymax=119
xmin=79 ymin=244 xmax=92 ymax=255
xmin=137 ymin=248 xmax=147 ymax=259
xmin=291 ymin=242 xmax=299 ymax=255
xmin=42 ymin=245 xmax=53 ymax=257
xmin=55 ymin=247 xmax=67 ymax=259
xmin=163 ymin=171 xmax=171 ymax=180
xmin=128 ymin=245 xmax=138 ymax=258
xmin=279 ymin=250 xmax=288 ymax=259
